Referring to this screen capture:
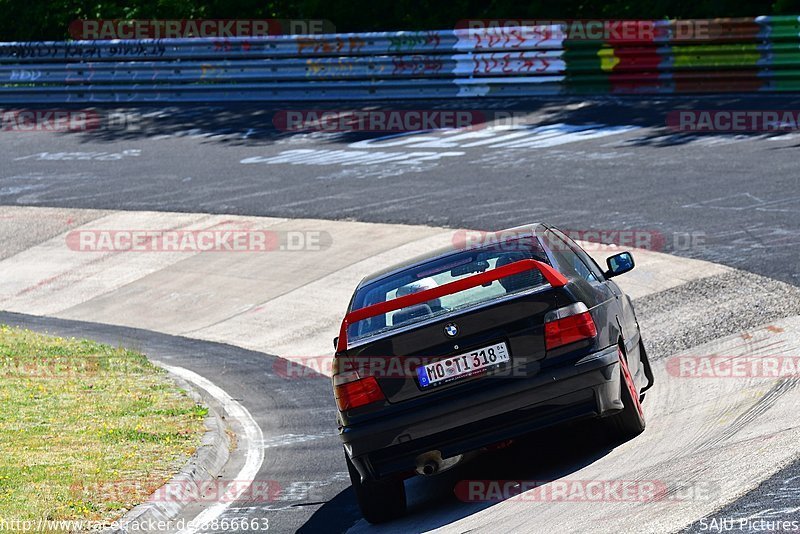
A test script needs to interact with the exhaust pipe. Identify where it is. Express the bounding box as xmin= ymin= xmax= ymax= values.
xmin=422 ymin=461 xmax=438 ymax=476
xmin=414 ymin=450 xmax=466 ymax=476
